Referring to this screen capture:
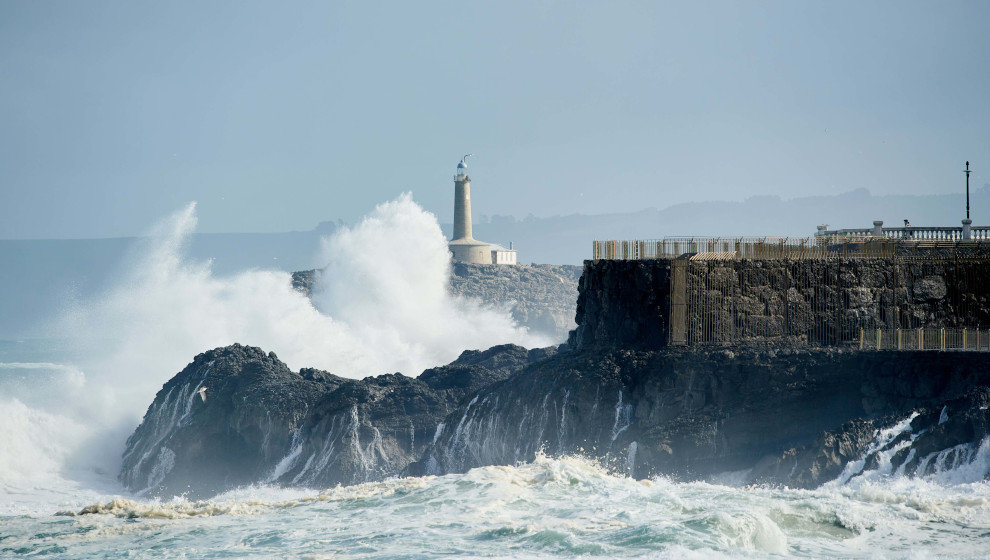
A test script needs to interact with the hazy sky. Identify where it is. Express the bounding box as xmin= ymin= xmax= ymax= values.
xmin=2 ymin=1 xmax=989 ymax=238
